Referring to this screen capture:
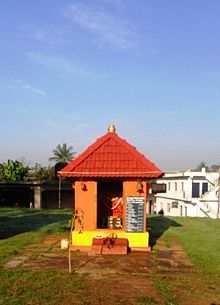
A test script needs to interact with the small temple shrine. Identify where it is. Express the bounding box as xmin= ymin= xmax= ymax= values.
xmin=59 ymin=125 xmax=163 ymax=254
